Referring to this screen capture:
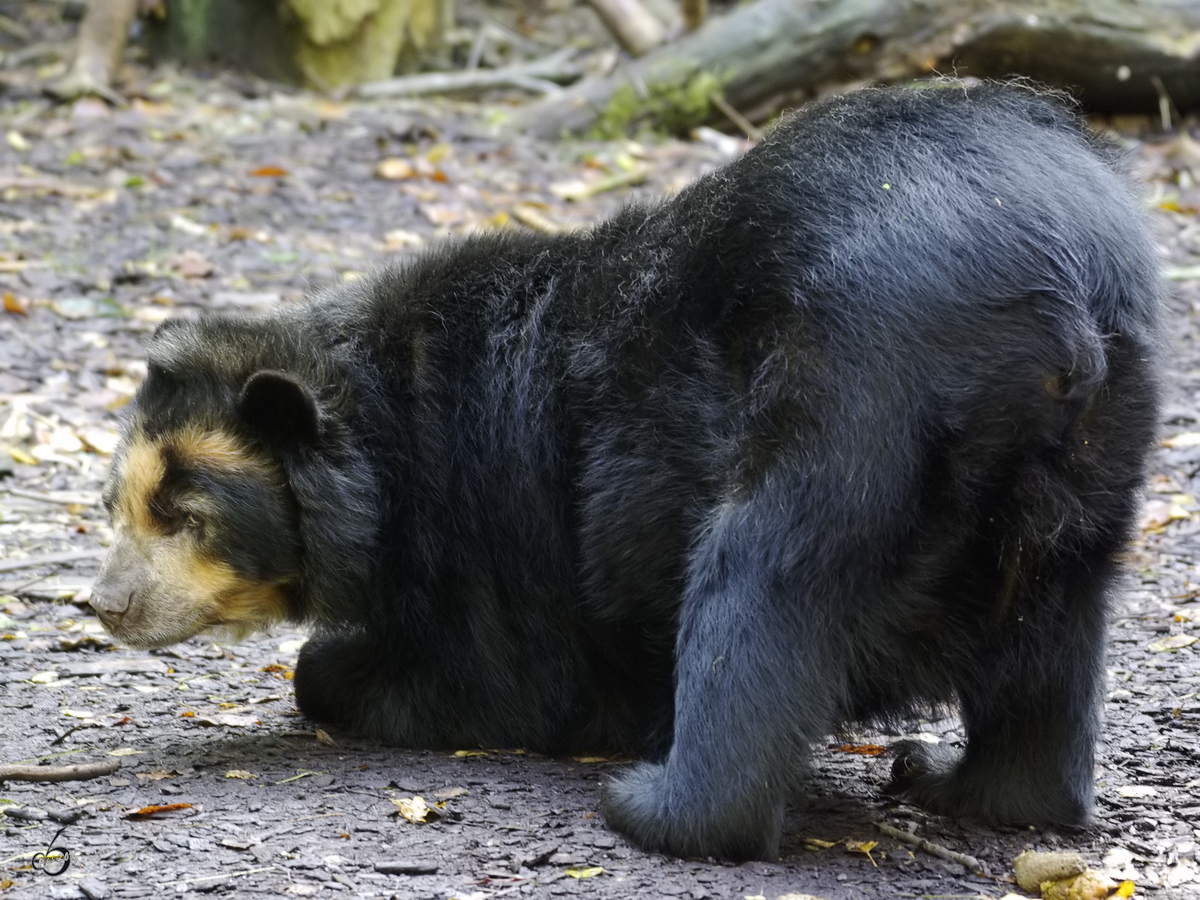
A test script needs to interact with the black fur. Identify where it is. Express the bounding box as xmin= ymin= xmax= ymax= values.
xmin=126 ymin=84 xmax=1162 ymax=860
